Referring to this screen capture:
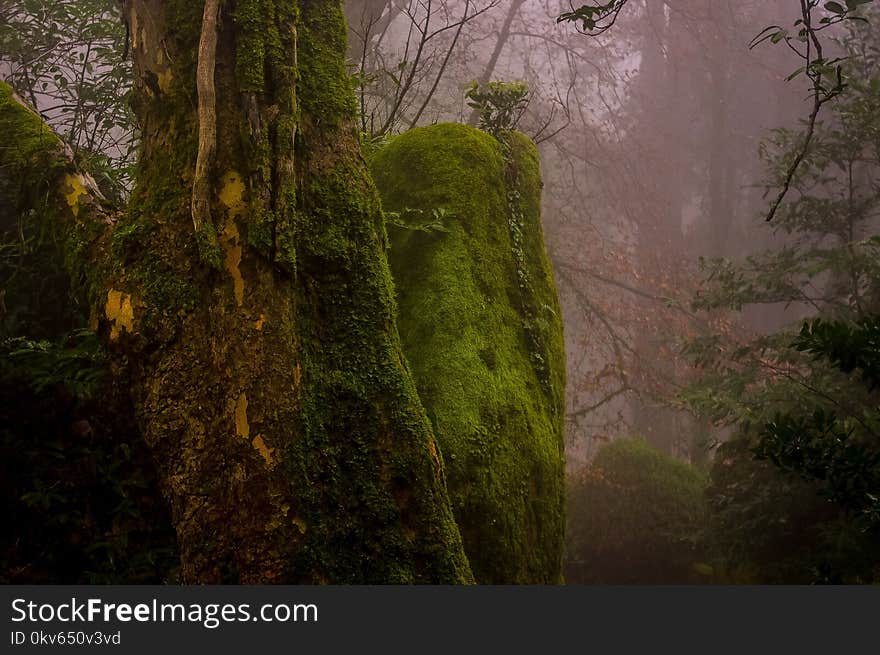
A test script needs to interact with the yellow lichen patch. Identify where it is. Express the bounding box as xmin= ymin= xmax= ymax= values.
xmin=130 ymin=11 xmax=139 ymax=48
xmin=105 ymin=289 xmax=135 ymax=340
xmin=234 ymin=392 xmax=249 ymax=439
xmin=293 ymin=362 xmax=302 ymax=387
xmin=254 ymin=314 xmax=266 ymax=330
xmin=252 ymin=434 xmax=276 ymax=468
xmin=217 ymin=171 xmax=248 ymax=306
xmin=222 ymin=220 xmax=245 ymax=306
xmin=157 ymin=68 xmax=174 ymax=94
xmin=64 ymin=174 xmax=88 ymax=217
xmin=292 ymin=516 xmax=307 ymax=535
xmin=427 ymin=438 xmax=442 ymax=471
xmin=218 ymin=171 xmax=247 ymax=217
